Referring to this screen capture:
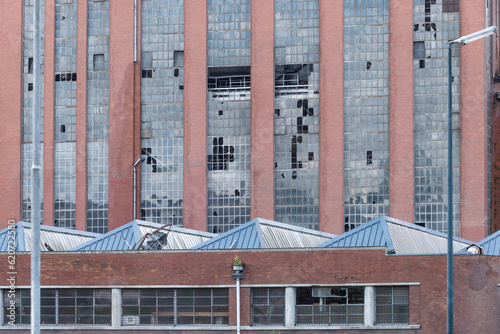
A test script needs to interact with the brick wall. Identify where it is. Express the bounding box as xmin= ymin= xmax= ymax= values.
xmin=0 ymin=248 xmax=499 ymax=333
